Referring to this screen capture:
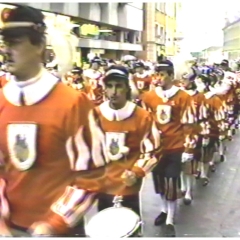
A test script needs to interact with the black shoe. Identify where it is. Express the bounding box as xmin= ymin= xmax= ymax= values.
xmin=202 ymin=177 xmax=209 ymax=186
xmin=154 ymin=212 xmax=167 ymax=226
xmin=195 ymin=171 xmax=201 ymax=179
xmin=183 ymin=197 xmax=192 ymax=205
xmin=210 ymin=164 xmax=216 ymax=172
xmin=165 ymin=224 xmax=176 ymax=237
xmin=220 ymin=155 xmax=225 ymax=162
